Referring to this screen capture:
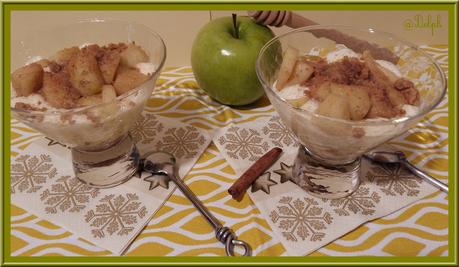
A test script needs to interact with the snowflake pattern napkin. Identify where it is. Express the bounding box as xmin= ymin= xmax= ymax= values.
xmin=213 ymin=116 xmax=438 ymax=256
xmin=11 ymin=113 xmax=211 ymax=255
